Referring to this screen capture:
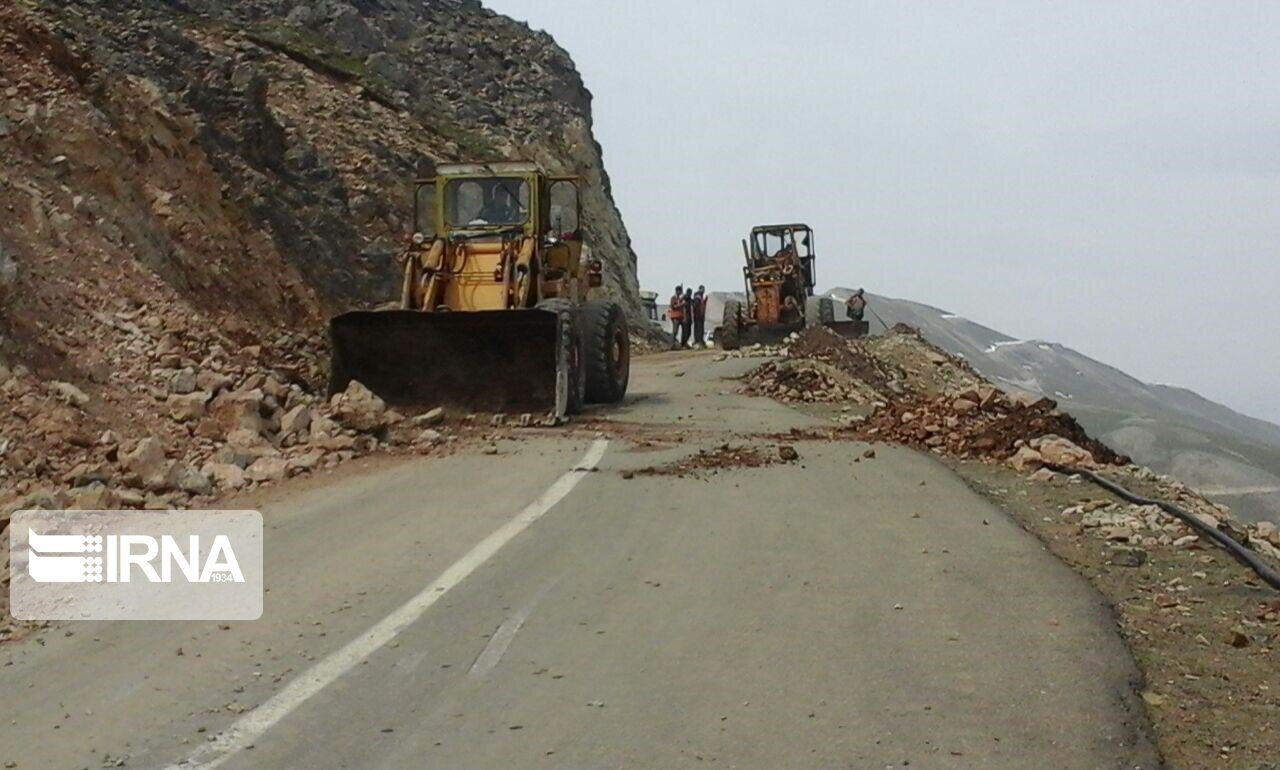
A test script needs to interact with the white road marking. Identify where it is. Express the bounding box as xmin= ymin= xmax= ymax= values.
xmin=468 ymin=581 xmax=555 ymax=677
xmin=171 ymin=439 xmax=609 ymax=769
